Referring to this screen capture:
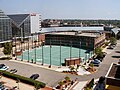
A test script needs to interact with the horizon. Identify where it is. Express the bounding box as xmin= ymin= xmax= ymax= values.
xmin=0 ymin=0 xmax=120 ymax=20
